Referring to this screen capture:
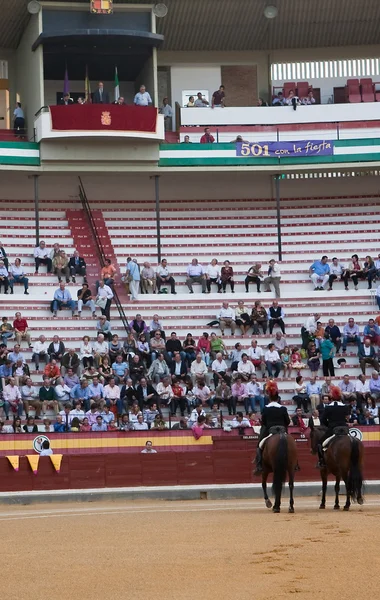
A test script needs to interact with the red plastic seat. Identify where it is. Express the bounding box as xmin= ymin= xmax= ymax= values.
xmin=360 ymin=78 xmax=375 ymax=102
xmin=283 ymin=81 xmax=296 ymax=97
xmin=297 ymin=81 xmax=309 ymax=98
xmin=347 ymin=79 xmax=361 ymax=103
